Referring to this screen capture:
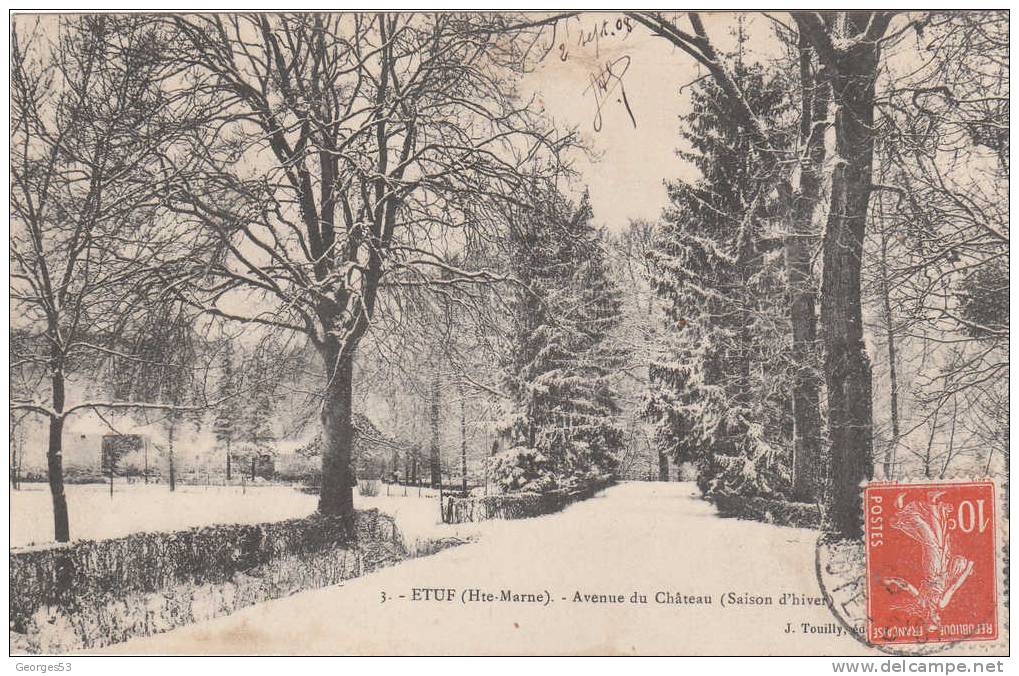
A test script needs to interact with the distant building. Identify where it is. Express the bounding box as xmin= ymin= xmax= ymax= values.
xmin=275 ymin=413 xmax=411 ymax=484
